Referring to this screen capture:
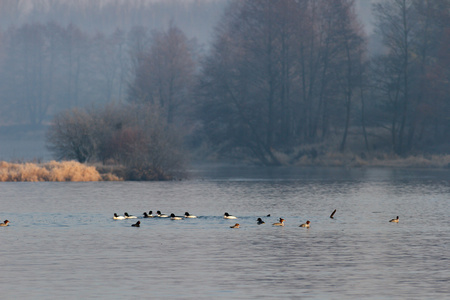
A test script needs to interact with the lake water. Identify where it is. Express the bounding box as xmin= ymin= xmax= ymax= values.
xmin=1 ymin=166 xmax=449 ymax=299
